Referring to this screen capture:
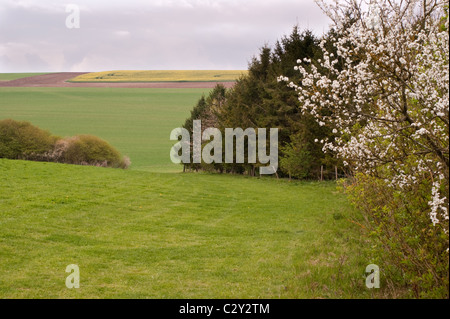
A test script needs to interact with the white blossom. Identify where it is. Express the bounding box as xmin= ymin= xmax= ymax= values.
xmin=285 ymin=0 xmax=449 ymax=237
